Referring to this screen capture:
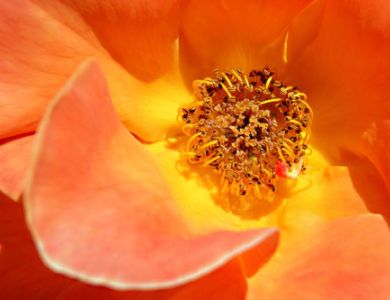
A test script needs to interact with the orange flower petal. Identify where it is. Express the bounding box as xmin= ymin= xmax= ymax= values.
xmin=341 ymin=0 xmax=390 ymax=36
xmin=0 ymin=193 xmax=75 ymax=299
xmin=60 ymin=0 xmax=188 ymax=81
xmin=0 ymin=0 xmax=101 ymax=139
xmin=113 ymin=64 xmax=192 ymax=142
xmin=281 ymin=0 xmax=325 ymax=68
xmin=286 ymin=0 xmax=390 ymax=161
xmin=148 ymin=145 xmax=366 ymax=231
xmin=0 ymin=194 xmax=248 ymax=299
xmin=247 ymin=214 xmax=390 ymax=299
xmin=25 ymin=59 xmax=279 ymax=289
xmin=341 ymin=149 xmax=390 ymax=223
xmin=179 ymin=0 xmax=312 ymax=84
xmin=56 ymin=261 xmax=246 ymax=299
xmin=0 ymin=135 xmax=34 ymax=200
xmin=361 ymin=121 xmax=390 ymax=190
xmin=0 ymin=1 xmax=187 ymax=142
xmin=279 ymin=166 xmax=368 ymax=228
